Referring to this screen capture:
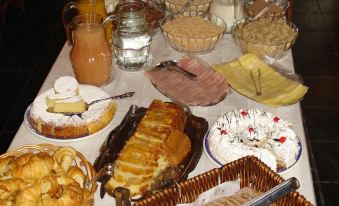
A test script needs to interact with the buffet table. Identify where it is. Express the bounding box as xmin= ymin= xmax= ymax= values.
xmin=8 ymin=31 xmax=316 ymax=205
